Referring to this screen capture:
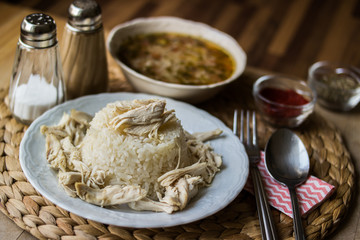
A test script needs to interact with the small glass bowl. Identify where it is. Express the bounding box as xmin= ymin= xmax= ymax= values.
xmin=253 ymin=75 xmax=316 ymax=128
xmin=308 ymin=61 xmax=360 ymax=111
